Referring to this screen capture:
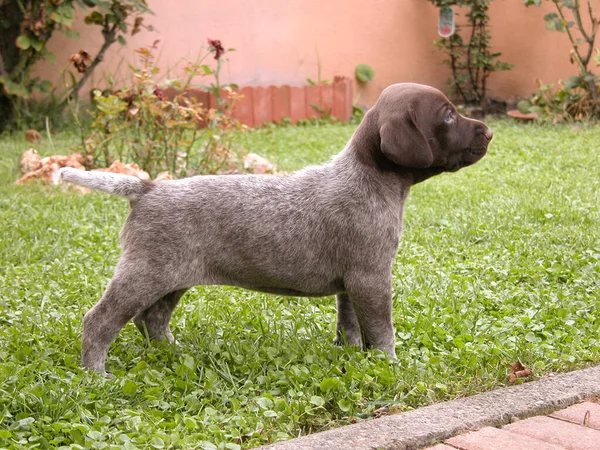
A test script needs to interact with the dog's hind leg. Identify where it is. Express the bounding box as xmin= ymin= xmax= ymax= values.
xmin=333 ymin=293 xmax=363 ymax=347
xmin=81 ymin=266 xmax=173 ymax=375
xmin=133 ymin=289 xmax=187 ymax=343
